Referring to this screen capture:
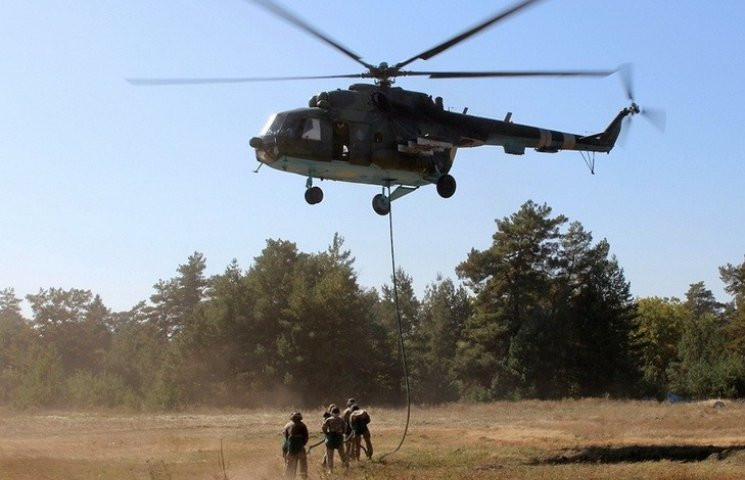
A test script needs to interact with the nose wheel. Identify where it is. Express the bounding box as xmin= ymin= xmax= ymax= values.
xmin=372 ymin=193 xmax=390 ymax=216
